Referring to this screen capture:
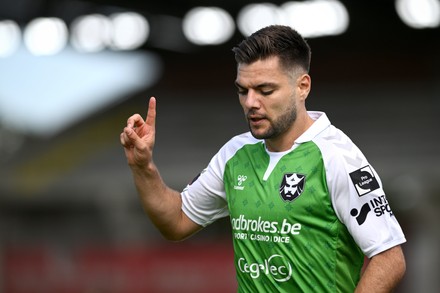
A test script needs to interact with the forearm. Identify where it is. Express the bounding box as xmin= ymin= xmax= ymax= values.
xmin=131 ymin=162 xmax=189 ymax=241
xmin=121 ymin=98 xmax=201 ymax=241
xmin=355 ymin=246 xmax=406 ymax=292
